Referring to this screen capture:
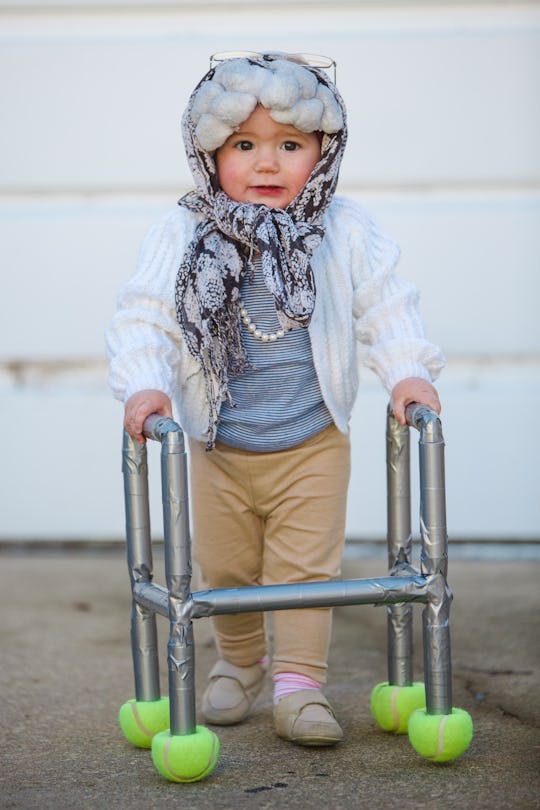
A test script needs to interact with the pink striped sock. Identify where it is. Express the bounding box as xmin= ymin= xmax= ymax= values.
xmin=272 ymin=672 xmax=321 ymax=705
